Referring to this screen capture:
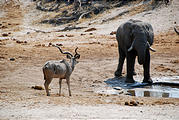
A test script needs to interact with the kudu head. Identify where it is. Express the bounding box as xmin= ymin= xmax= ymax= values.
xmin=55 ymin=46 xmax=80 ymax=66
